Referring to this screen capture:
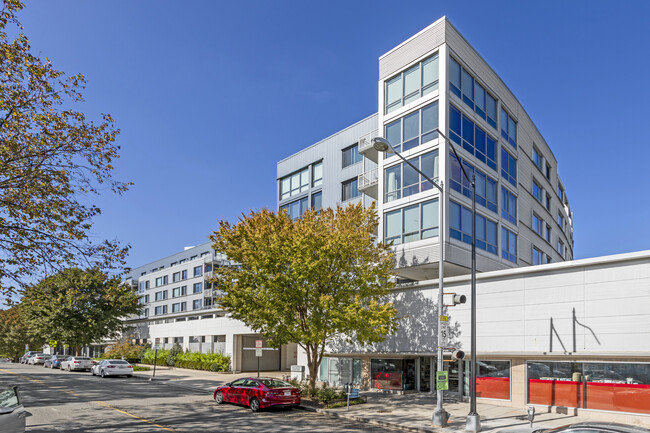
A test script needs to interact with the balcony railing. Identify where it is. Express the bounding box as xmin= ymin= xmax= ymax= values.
xmin=357 ymin=129 xmax=379 ymax=163
xmin=358 ymin=168 xmax=378 ymax=199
